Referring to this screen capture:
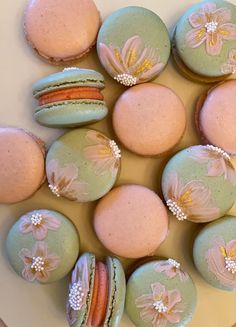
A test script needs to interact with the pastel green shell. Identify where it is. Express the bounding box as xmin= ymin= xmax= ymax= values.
xmin=175 ymin=0 xmax=236 ymax=77
xmin=193 ymin=215 xmax=236 ymax=291
xmin=6 ymin=209 xmax=79 ymax=284
xmin=126 ymin=260 xmax=197 ymax=327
